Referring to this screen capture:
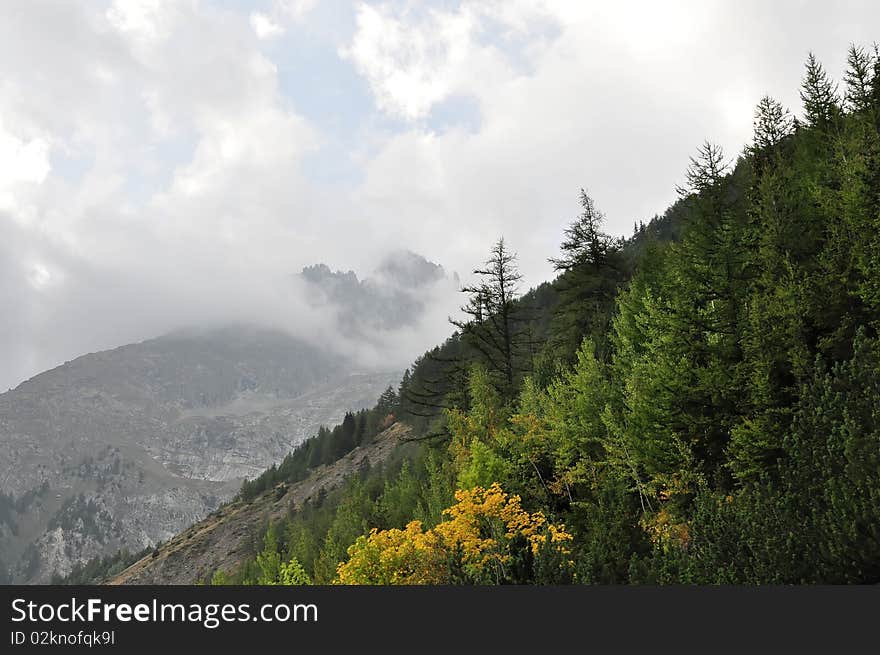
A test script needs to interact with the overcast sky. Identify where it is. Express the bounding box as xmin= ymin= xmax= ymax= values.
xmin=1 ymin=0 xmax=878 ymax=391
